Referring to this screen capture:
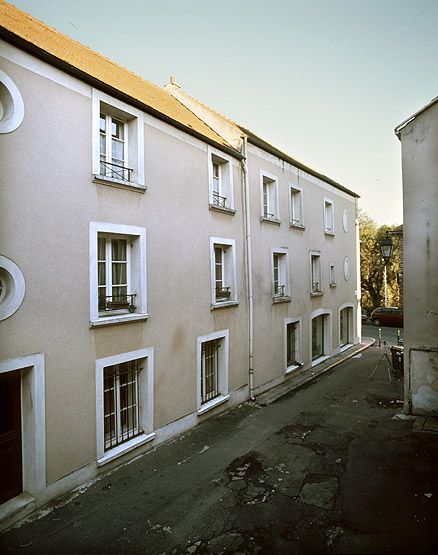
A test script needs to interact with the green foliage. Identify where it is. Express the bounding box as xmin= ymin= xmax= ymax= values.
xmin=359 ymin=210 xmax=402 ymax=312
